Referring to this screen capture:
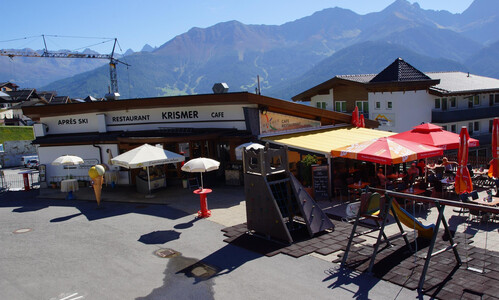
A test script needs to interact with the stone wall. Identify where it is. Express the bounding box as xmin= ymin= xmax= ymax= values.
xmin=0 ymin=140 xmax=37 ymax=168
